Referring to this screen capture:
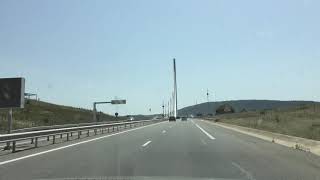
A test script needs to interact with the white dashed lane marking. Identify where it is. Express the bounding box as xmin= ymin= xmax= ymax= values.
xmin=142 ymin=141 xmax=152 ymax=147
